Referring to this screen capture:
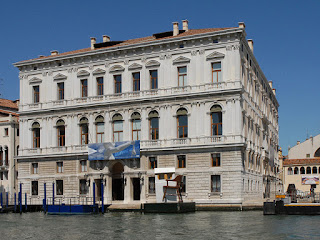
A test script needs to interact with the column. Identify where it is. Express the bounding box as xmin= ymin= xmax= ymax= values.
xmin=141 ymin=108 xmax=148 ymax=141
